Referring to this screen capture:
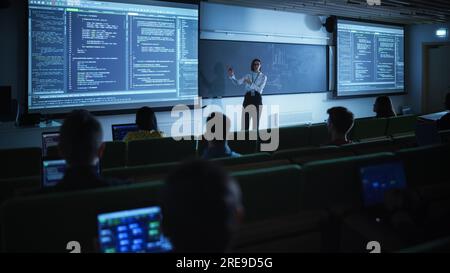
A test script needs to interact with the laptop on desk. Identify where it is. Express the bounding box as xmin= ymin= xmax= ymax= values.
xmin=41 ymin=159 xmax=101 ymax=188
xmin=97 ymin=206 xmax=173 ymax=253
xmin=111 ymin=123 xmax=138 ymax=141
xmin=359 ymin=161 xmax=408 ymax=208
xmin=41 ymin=131 xmax=60 ymax=157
